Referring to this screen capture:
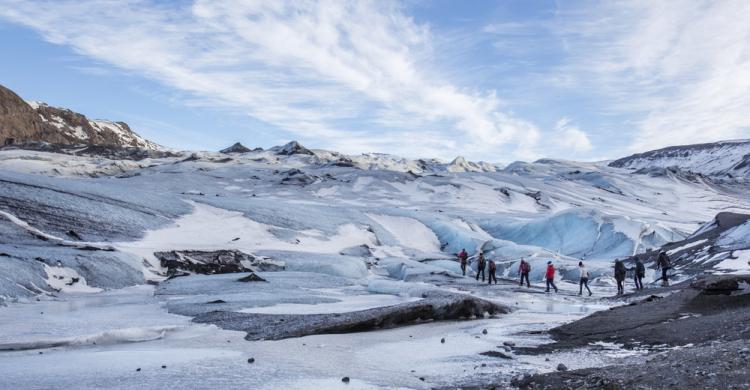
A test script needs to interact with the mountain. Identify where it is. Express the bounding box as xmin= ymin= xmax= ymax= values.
xmin=609 ymin=139 xmax=750 ymax=180
xmin=0 ymin=84 xmax=160 ymax=150
xmin=219 ymin=142 xmax=257 ymax=154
